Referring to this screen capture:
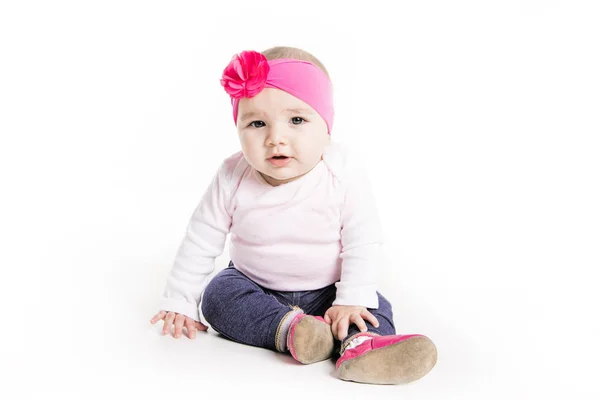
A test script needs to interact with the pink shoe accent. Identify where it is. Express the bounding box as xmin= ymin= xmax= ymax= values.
xmin=336 ymin=334 xmax=423 ymax=370
xmin=286 ymin=313 xmax=306 ymax=362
